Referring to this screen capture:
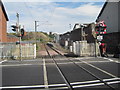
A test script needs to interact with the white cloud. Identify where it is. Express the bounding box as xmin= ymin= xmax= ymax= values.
xmin=54 ymin=3 xmax=101 ymax=17
xmin=5 ymin=2 xmax=103 ymax=33
xmin=3 ymin=0 xmax=107 ymax=2
xmin=44 ymin=3 xmax=102 ymax=33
